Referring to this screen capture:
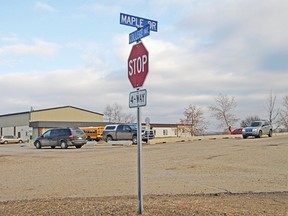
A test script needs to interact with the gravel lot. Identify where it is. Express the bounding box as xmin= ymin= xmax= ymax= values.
xmin=1 ymin=135 xmax=288 ymax=215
